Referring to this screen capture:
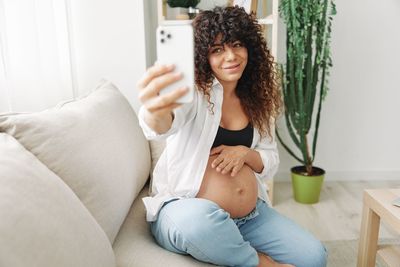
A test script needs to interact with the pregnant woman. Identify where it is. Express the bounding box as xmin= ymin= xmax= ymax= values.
xmin=137 ymin=6 xmax=327 ymax=267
